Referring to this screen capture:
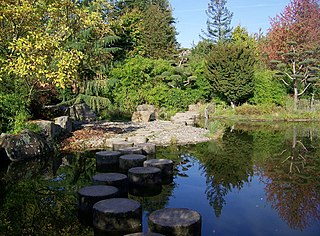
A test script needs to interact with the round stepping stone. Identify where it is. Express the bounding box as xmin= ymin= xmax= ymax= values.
xmin=77 ymin=185 xmax=119 ymax=226
xmin=93 ymin=198 xmax=142 ymax=235
xmin=119 ymin=154 xmax=147 ymax=171
xmin=124 ymin=233 xmax=165 ymax=236
xmin=113 ymin=141 xmax=134 ymax=151
xmin=144 ymin=159 xmax=174 ymax=184
xmin=144 ymin=159 xmax=173 ymax=176
xmin=128 ymin=167 xmax=162 ymax=197
xmin=149 ymin=208 xmax=201 ymax=236
xmin=95 ymin=151 xmax=121 ymax=172
xmin=135 ymin=143 xmax=156 ymax=155
xmin=119 ymin=147 xmax=143 ymax=155
xmin=92 ymin=173 xmax=128 ymax=197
